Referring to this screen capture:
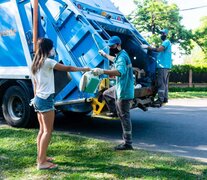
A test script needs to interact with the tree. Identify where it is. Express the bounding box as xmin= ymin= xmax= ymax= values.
xmin=183 ymin=44 xmax=206 ymax=66
xmin=128 ymin=0 xmax=194 ymax=55
xmin=193 ymin=16 xmax=207 ymax=59
xmin=182 ymin=16 xmax=207 ymax=65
